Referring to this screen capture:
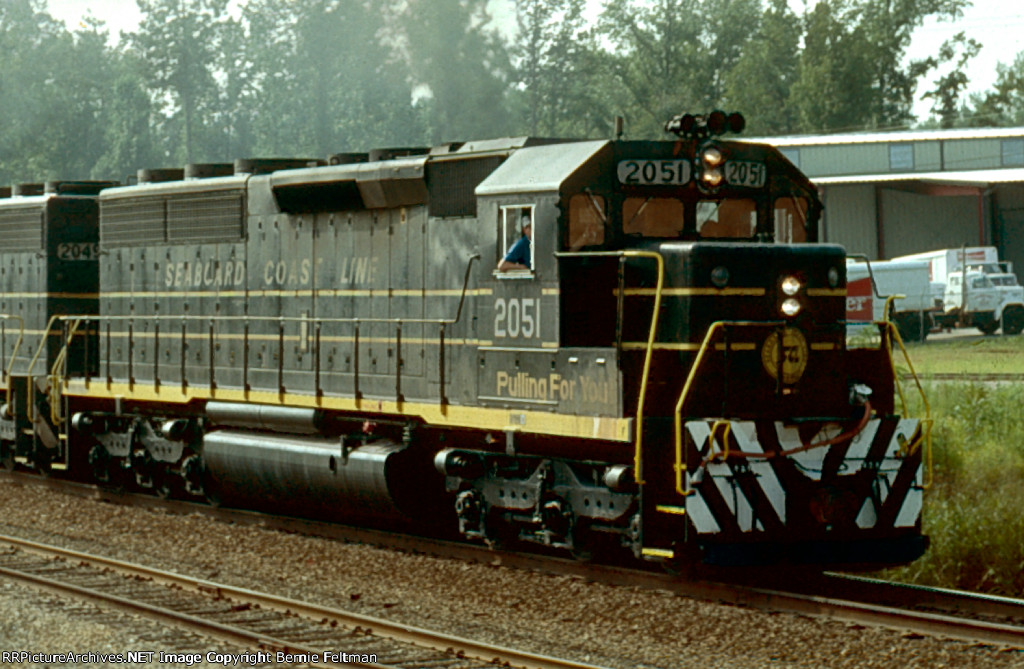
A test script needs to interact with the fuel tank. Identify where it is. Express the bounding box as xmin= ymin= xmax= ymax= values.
xmin=202 ymin=430 xmax=407 ymax=522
